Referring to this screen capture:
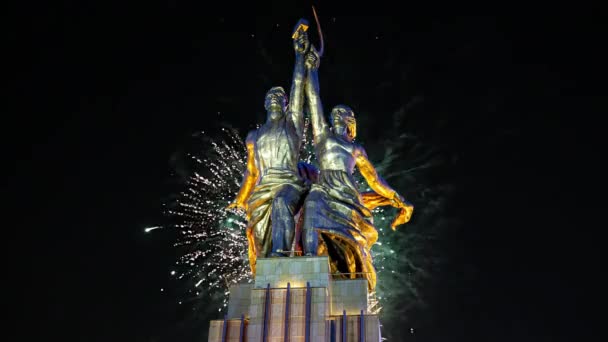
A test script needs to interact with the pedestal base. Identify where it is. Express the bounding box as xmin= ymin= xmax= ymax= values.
xmin=208 ymin=257 xmax=382 ymax=342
